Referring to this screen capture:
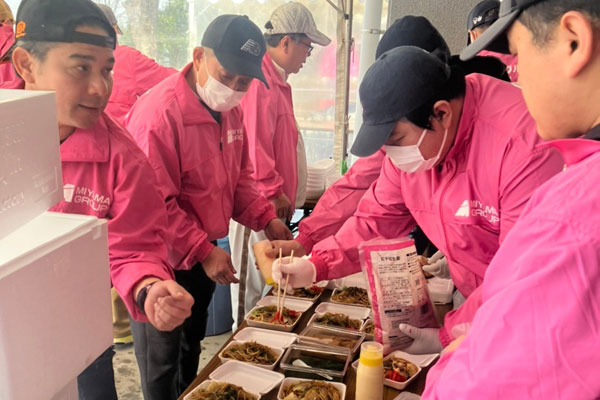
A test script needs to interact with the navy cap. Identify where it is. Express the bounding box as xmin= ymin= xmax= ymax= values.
xmin=202 ymin=15 xmax=268 ymax=87
xmin=376 ymin=16 xmax=451 ymax=63
xmin=461 ymin=0 xmax=545 ymax=60
xmin=1 ymin=0 xmax=115 ymax=62
xmin=351 ymin=46 xmax=451 ymax=157
xmin=468 ymin=0 xmax=500 ymax=31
